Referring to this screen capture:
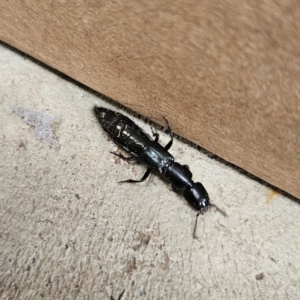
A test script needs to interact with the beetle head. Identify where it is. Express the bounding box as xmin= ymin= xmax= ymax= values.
xmin=184 ymin=182 xmax=211 ymax=214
